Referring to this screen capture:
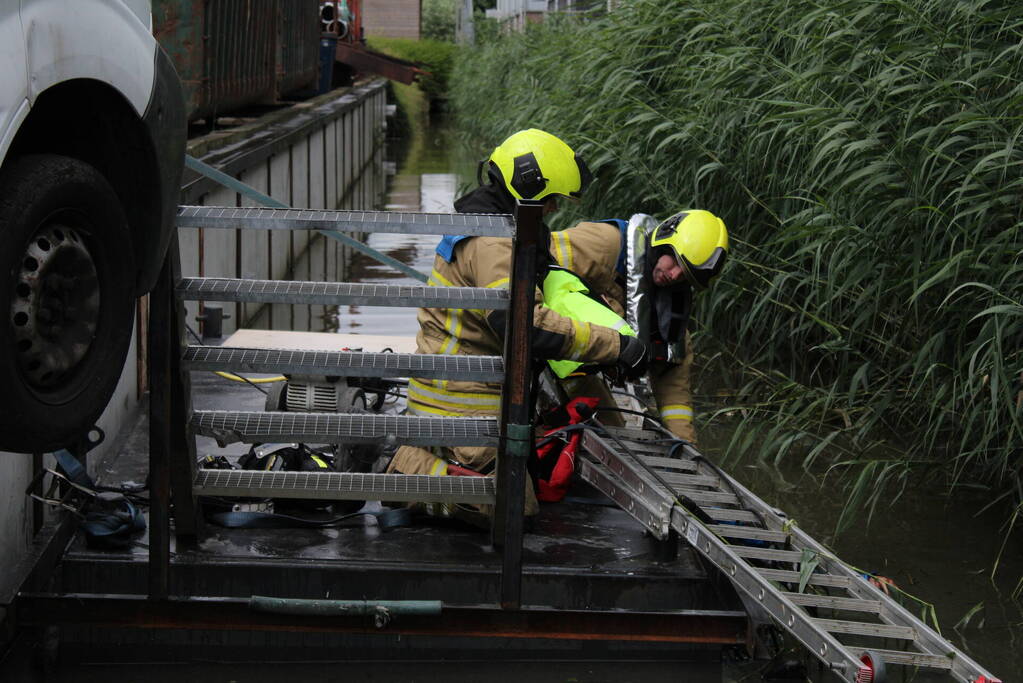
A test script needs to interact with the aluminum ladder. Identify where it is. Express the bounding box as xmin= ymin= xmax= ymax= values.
xmin=576 ymin=425 xmax=1002 ymax=683
xmin=147 ymin=203 xmax=545 ymax=607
